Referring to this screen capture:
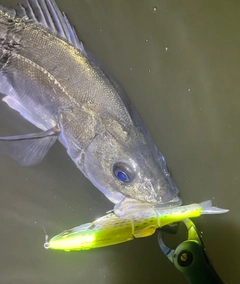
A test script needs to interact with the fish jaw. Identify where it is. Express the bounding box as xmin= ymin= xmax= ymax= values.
xmin=113 ymin=196 xmax=182 ymax=217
